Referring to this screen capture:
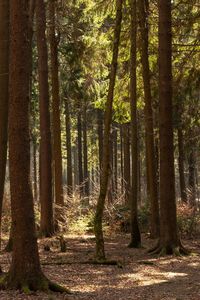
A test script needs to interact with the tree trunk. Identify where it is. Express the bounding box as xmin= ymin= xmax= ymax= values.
xmin=151 ymin=0 xmax=187 ymax=255
xmin=7 ymin=0 xmax=46 ymax=289
xmin=77 ymin=112 xmax=84 ymax=196
xmin=83 ymin=102 xmax=90 ymax=198
xmin=120 ymin=125 xmax=124 ymax=194
xmin=4 ymin=1 xmax=67 ymax=292
xmin=0 ymin=0 xmax=9 ymax=246
xmin=188 ymin=147 xmax=196 ymax=206
xmin=138 ymin=0 xmax=159 ymax=238
xmin=65 ymin=98 xmax=73 ymax=195
xmin=33 ymin=139 xmax=38 ymax=202
xmin=97 ymin=109 xmax=103 ymax=171
xmin=49 ymin=0 xmax=64 ymax=208
xmin=36 ymin=0 xmax=54 ymax=237
xmin=129 ymin=0 xmax=141 ymax=248
xmin=94 ymin=0 xmax=123 ymax=261
xmin=113 ymin=125 xmax=118 ymax=195
xmin=123 ymin=124 xmax=131 ymax=205
xmin=177 ymin=127 xmax=187 ymax=203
